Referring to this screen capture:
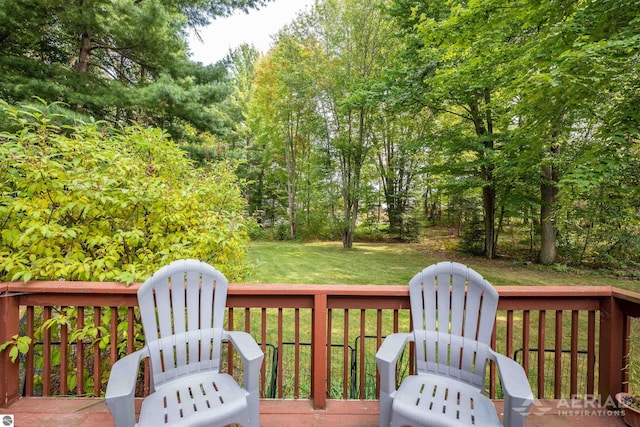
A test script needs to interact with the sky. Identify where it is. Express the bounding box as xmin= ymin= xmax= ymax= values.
xmin=187 ymin=0 xmax=315 ymax=65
